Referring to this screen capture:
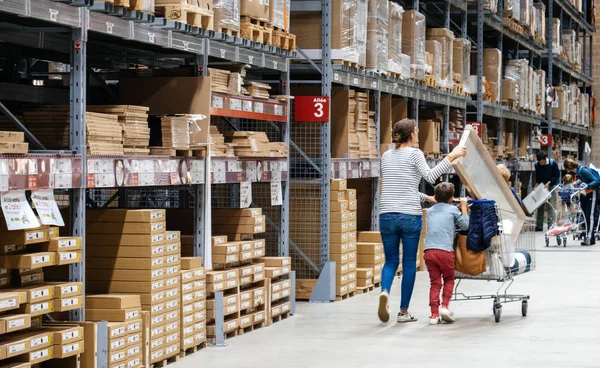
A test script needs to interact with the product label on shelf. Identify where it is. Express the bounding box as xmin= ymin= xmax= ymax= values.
xmin=1 ymin=190 xmax=41 ymax=230
xmin=32 ymin=302 xmax=49 ymax=312
xmin=212 ymin=95 xmax=224 ymax=109
xmin=271 ymin=180 xmax=283 ymax=206
xmin=31 ymin=189 xmax=65 ymax=226
xmin=240 ymin=181 xmax=252 ymax=208
xmin=125 ymin=310 xmax=139 ymax=319
xmin=243 ymin=100 xmax=253 ymax=112
xmin=128 ymin=335 xmax=140 ymax=344
xmin=10 ymin=343 xmax=26 ymax=354
xmin=274 ymin=105 xmax=284 ymax=116
xmin=230 ymin=98 xmax=242 ymax=111
xmin=254 ymin=102 xmax=264 ymax=113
